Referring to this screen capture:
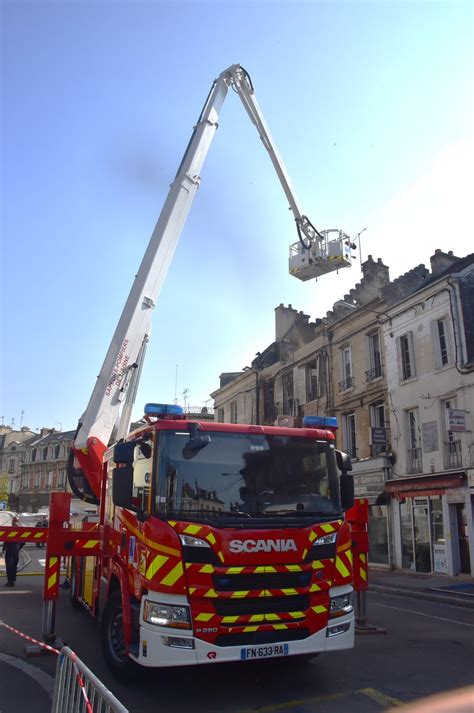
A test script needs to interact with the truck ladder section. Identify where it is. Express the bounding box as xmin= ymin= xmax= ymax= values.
xmin=71 ymin=64 xmax=355 ymax=503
